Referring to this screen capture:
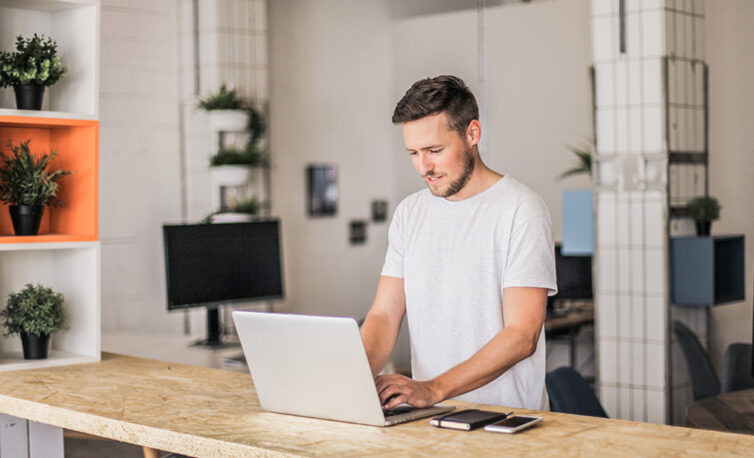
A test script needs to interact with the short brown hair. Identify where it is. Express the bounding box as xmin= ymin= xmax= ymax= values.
xmin=392 ymin=75 xmax=479 ymax=136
